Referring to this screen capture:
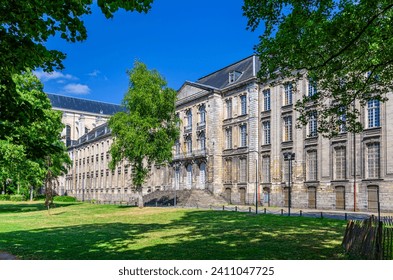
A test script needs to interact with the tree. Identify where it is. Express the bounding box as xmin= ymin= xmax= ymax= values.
xmin=243 ymin=0 xmax=393 ymax=137
xmin=0 ymin=0 xmax=153 ymax=78
xmin=0 ymin=71 xmax=70 ymax=199
xmin=109 ymin=62 xmax=179 ymax=207
xmin=0 ymin=0 xmax=152 ymax=199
